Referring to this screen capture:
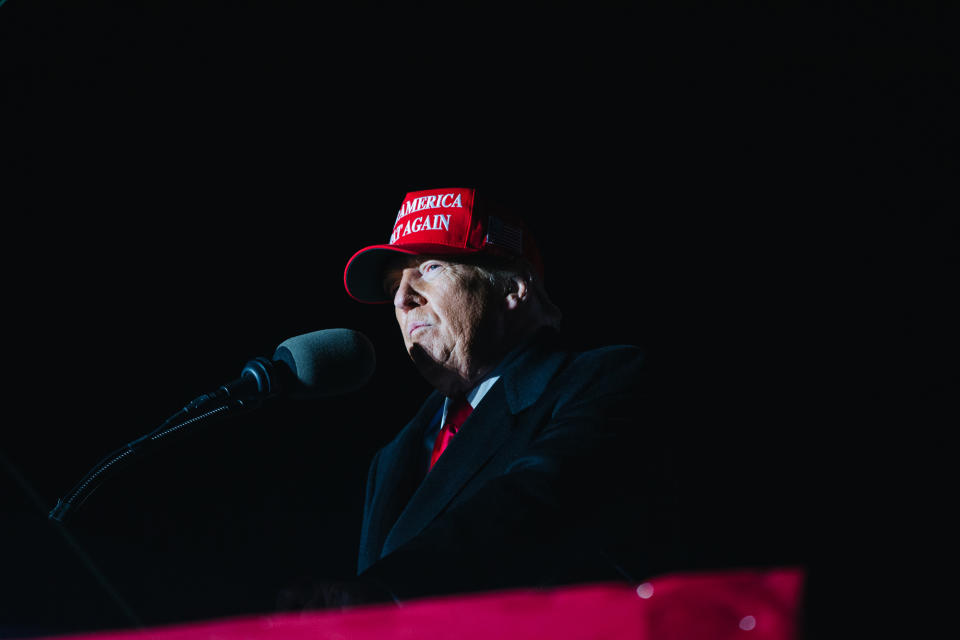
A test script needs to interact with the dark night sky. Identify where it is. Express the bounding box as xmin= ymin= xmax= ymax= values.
xmin=1 ymin=1 xmax=955 ymax=637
